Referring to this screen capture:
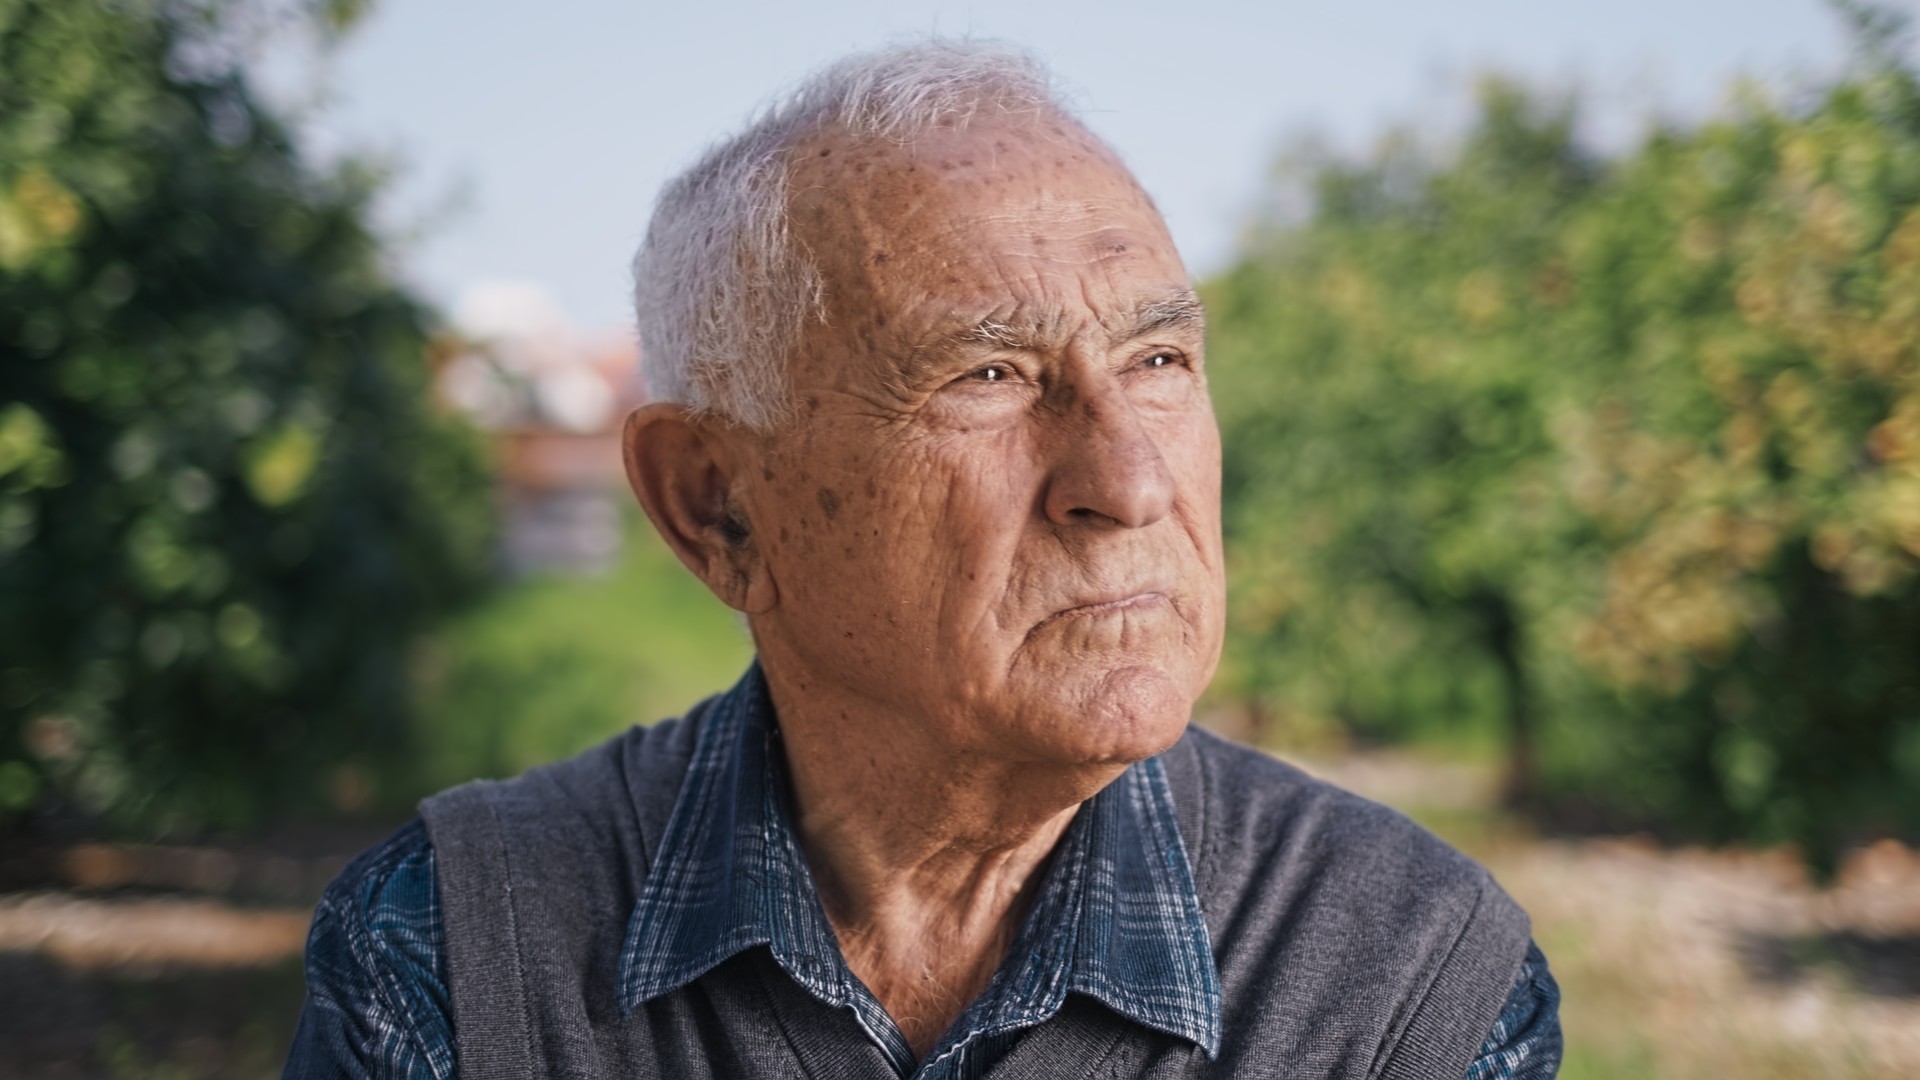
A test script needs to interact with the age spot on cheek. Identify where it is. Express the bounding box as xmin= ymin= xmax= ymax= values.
xmin=817 ymin=487 xmax=841 ymax=521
